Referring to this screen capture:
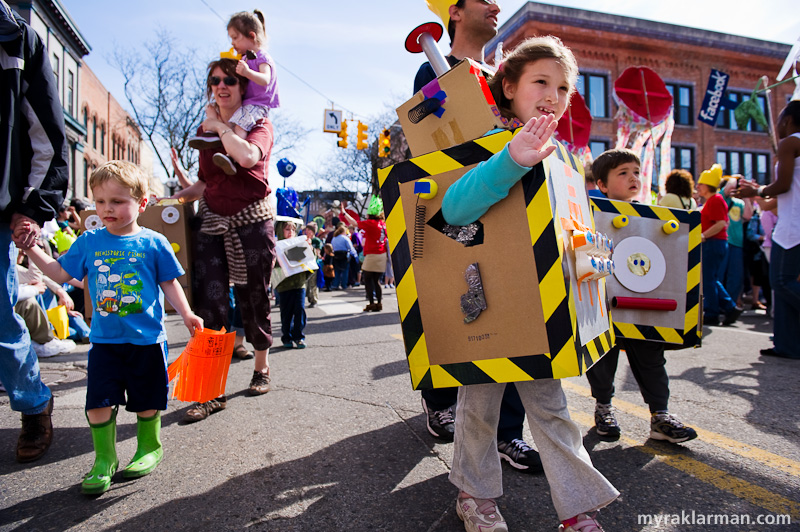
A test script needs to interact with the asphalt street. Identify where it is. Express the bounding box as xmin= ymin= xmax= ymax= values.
xmin=1 ymin=287 xmax=798 ymax=531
